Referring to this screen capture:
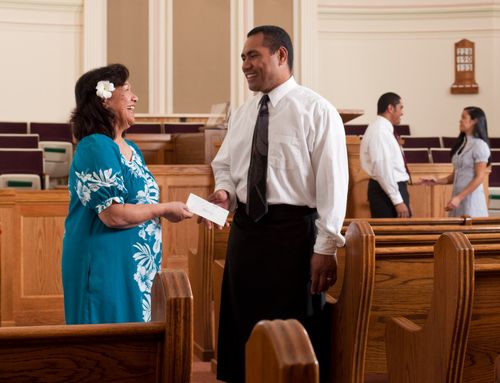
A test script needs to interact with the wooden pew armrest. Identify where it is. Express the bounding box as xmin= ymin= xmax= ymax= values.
xmin=387 ymin=316 xmax=421 ymax=334
xmin=325 ymin=293 xmax=337 ymax=305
